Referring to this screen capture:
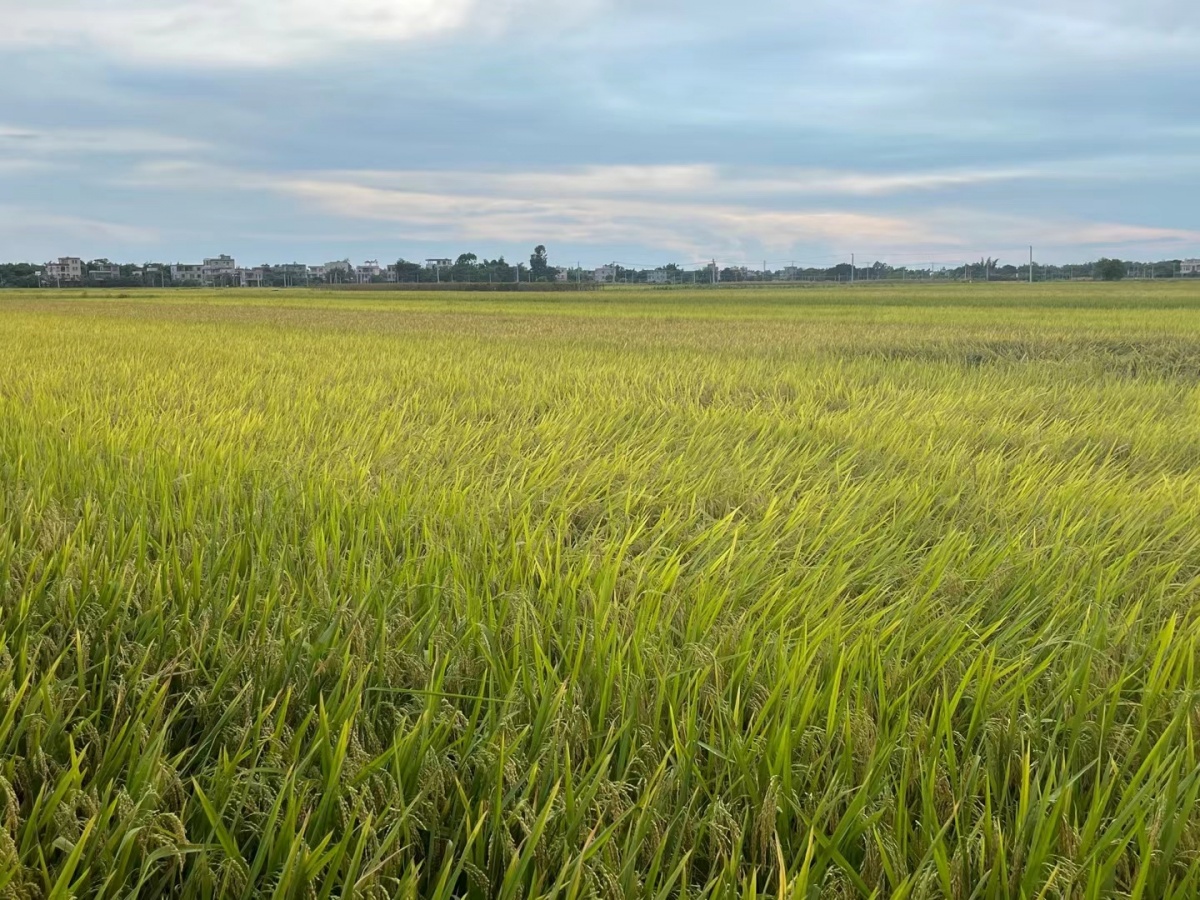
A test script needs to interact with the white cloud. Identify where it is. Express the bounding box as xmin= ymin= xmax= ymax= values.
xmin=110 ymin=159 xmax=1200 ymax=260
xmin=262 ymin=156 xmax=1200 ymax=202
xmin=0 ymin=207 xmax=158 ymax=244
xmin=0 ymin=0 xmax=1193 ymax=71
xmin=251 ymin=163 xmax=1027 ymax=202
xmin=0 ymin=0 xmax=591 ymax=66
xmin=0 ymin=125 xmax=207 ymax=157
xmin=273 ymin=176 xmax=1200 ymax=259
xmin=273 ymin=176 xmax=951 ymax=256
xmin=0 ymin=159 xmax=56 ymax=175
xmin=322 ymin=164 xmax=1034 ymax=199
